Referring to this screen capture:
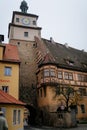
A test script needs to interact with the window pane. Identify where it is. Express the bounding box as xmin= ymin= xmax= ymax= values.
xmin=50 ymin=69 xmax=55 ymax=77
xmin=64 ymin=72 xmax=68 ymax=79
xmin=4 ymin=67 xmax=12 ymax=76
xmin=58 ymin=71 xmax=63 ymax=79
xmin=78 ymin=74 xmax=87 ymax=82
xmin=16 ymin=18 xmax=19 ymax=22
xmin=13 ymin=110 xmax=17 ymax=125
xmin=1 ymin=107 xmax=6 ymax=116
xmin=69 ymin=73 xmax=73 ymax=80
xmin=79 ymin=88 xmax=86 ymax=96
xmin=33 ymin=20 xmax=36 ymax=25
xmin=44 ymin=69 xmax=49 ymax=77
xmin=64 ymin=72 xmax=73 ymax=80
xmin=24 ymin=32 xmax=28 ymax=37
xmin=18 ymin=110 xmax=21 ymax=124
xmin=2 ymin=86 xmax=8 ymax=93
